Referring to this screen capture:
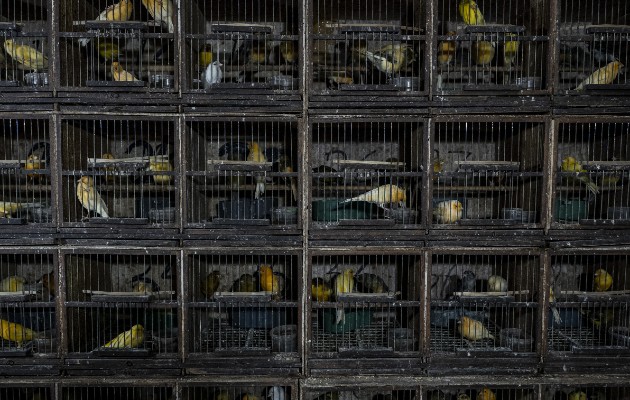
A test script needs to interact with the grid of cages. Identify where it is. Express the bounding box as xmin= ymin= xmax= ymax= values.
xmin=429 ymin=252 xmax=539 ymax=355
xmin=431 ymin=120 xmax=544 ymax=228
xmin=185 ymin=119 xmax=299 ymax=227
xmin=0 ymin=1 xmax=50 ymax=90
xmin=59 ymin=0 xmax=177 ymax=90
xmin=61 ymin=117 xmax=177 ymax=227
xmin=309 ymin=254 xmax=421 ymax=357
xmin=0 ymin=251 xmax=57 ymax=357
xmin=425 ymin=385 xmax=538 ymax=400
xmin=304 ymin=386 xmax=419 ymax=400
xmin=548 ymin=253 xmax=630 ymax=355
xmin=310 ymin=120 xmax=422 ymax=227
xmin=558 ymin=0 xmax=628 ymax=93
xmin=64 ymin=252 xmax=178 ymax=357
xmin=182 ymin=382 xmax=294 ymax=400
xmin=62 ymin=384 xmax=173 ymax=400
xmin=183 ymin=0 xmax=300 ymax=91
xmin=187 ymin=253 xmax=300 ymax=356
xmin=311 ymin=0 xmax=425 ymax=93
xmin=435 ymin=0 xmax=548 ymax=93
xmin=543 ymin=384 xmax=630 ymax=400
xmin=554 ymin=121 xmax=630 ymax=226
xmin=0 ymin=384 xmax=52 ymax=400
xmin=0 ymin=117 xmax=53 ymax=225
